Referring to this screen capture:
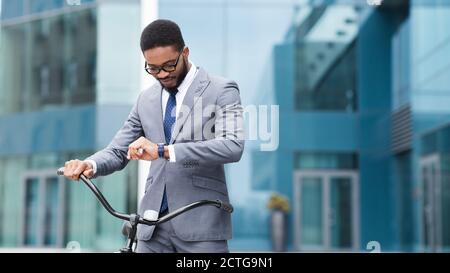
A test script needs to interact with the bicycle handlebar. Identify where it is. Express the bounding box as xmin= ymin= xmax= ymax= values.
xmin=57 ymin=167 xmax=233 ymax=226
